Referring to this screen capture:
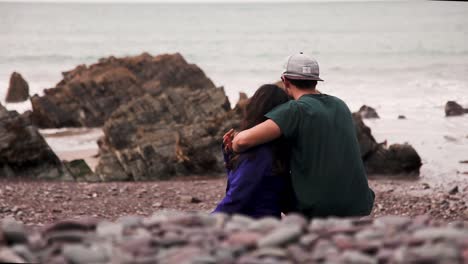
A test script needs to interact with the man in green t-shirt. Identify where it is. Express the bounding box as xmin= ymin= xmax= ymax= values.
xmin=231 ymin=53 xmax=374 ymax=218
